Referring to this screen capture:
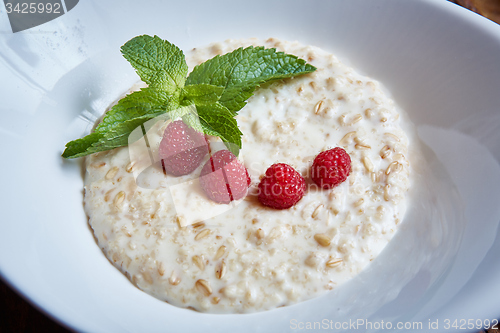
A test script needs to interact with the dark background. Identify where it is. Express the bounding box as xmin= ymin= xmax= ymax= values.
xmin=1 ymin=0 xmax=500 ymax=332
